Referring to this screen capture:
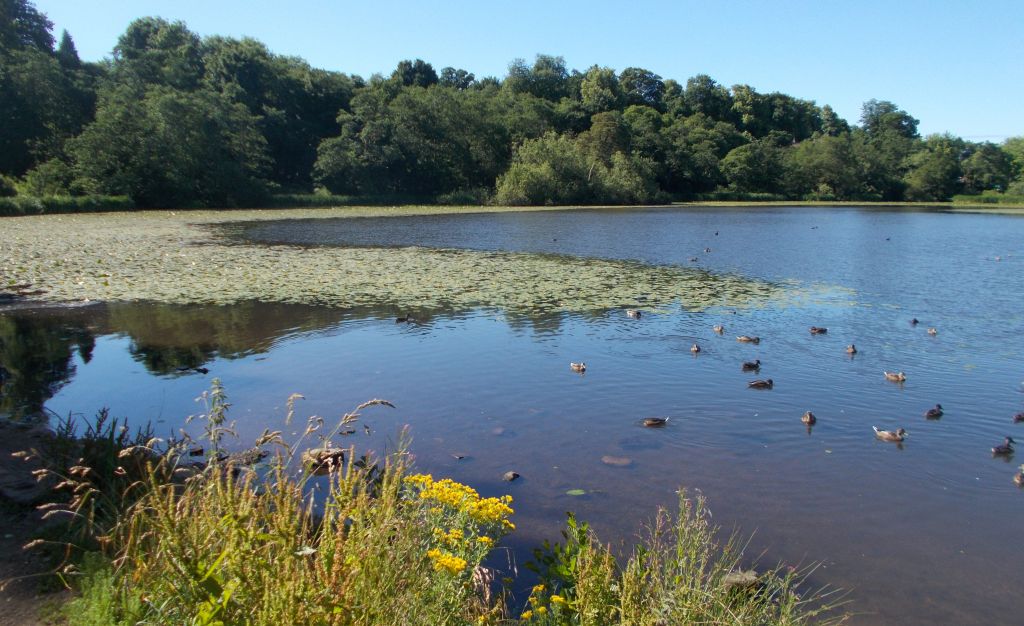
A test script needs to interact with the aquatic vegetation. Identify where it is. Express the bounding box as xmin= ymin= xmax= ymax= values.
xmin=0 ymin=207 xmax=828 ymax=315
